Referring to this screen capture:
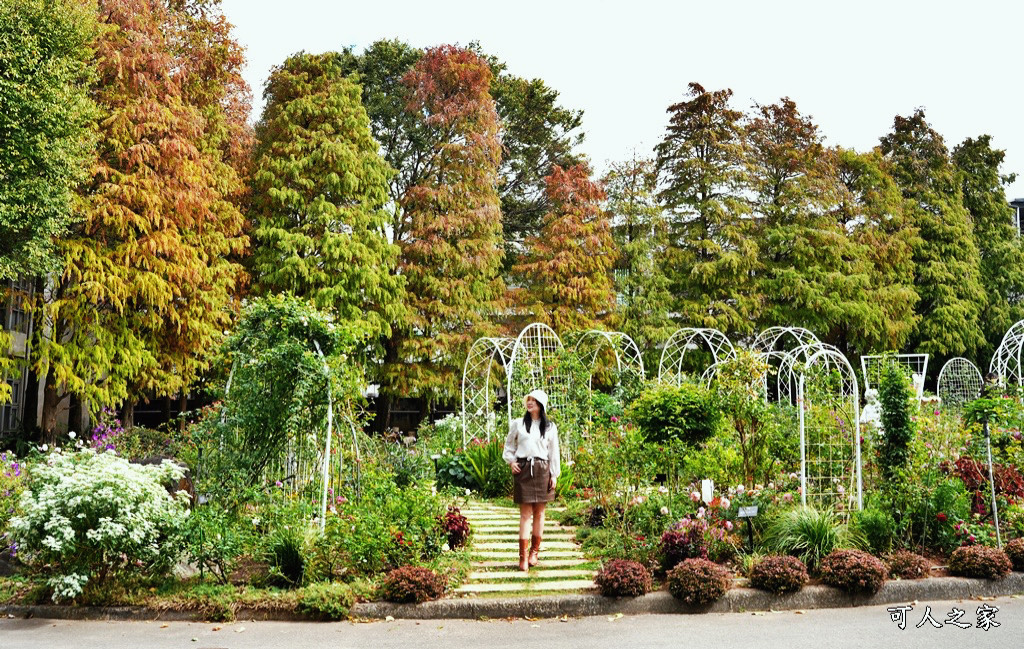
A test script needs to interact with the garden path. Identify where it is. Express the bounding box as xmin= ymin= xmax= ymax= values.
xmin=455 ymin=501 xmax=596 ymax=595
